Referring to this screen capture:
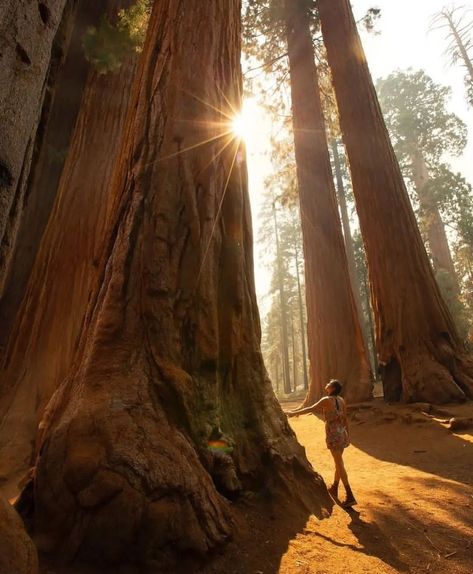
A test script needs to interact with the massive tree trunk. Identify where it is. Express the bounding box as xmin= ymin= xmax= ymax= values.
xmin=28 ymin=0 xmax=328 ymax=566
xmin=0 ymin=0 xmax=139 ymax=487
xmin=0 ymin=497 xmax=38 ymax=574
xmin=0 ymin=0 xmax=68 ymax=290
xmin=331 ymin=138 xmax=375 ymax=369
xmin=410 ymin=150 xmax=461 ymax=295
xmin=284 ymin=0 xmax=371 ymax=404
xmin=318 ymin=0 xmax=473 ymax=403
xmin=0 ymin=0 xmax=104 ymax=349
